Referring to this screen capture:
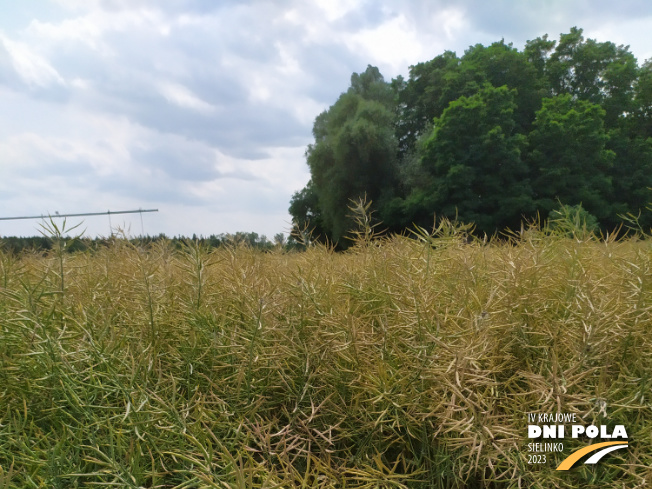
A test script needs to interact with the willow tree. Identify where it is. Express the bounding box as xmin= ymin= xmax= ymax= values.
xmin=290 ymin=65 xmax=398 ymax=243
